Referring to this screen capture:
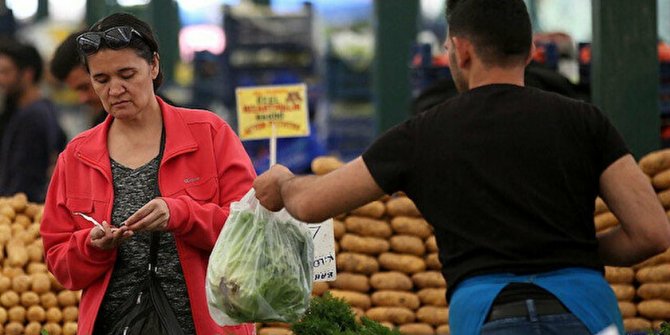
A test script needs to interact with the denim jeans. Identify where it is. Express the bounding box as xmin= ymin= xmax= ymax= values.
xmin=480 ymin=299 xmax=592 ymax=335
